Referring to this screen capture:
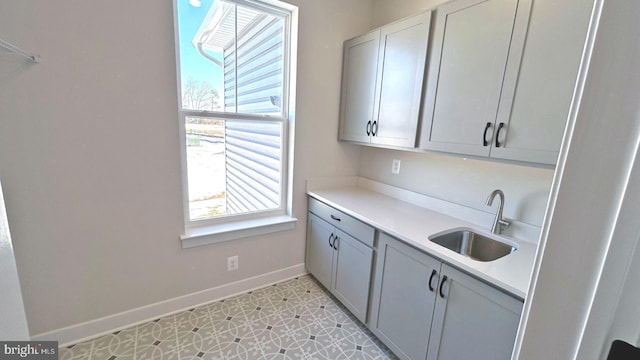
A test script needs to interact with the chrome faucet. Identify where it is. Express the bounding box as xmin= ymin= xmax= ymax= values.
xmin=486 ymin=189 xmax=510 ymax=235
